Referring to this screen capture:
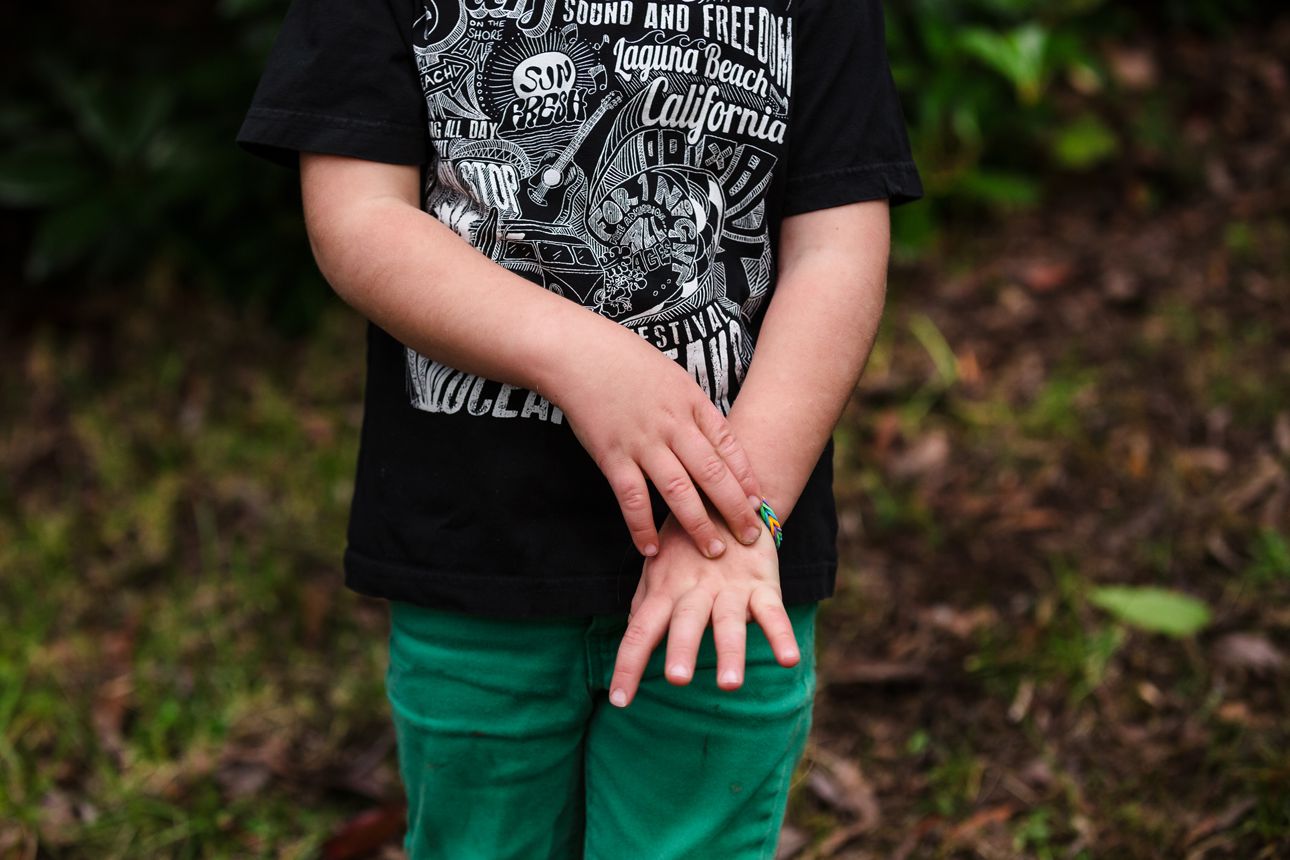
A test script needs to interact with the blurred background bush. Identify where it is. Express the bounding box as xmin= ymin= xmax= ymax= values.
xmin=0 ymin=0 xmax=1273 ymax=319
xmin=1 ymin=1 xmax=1287 ymax=857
